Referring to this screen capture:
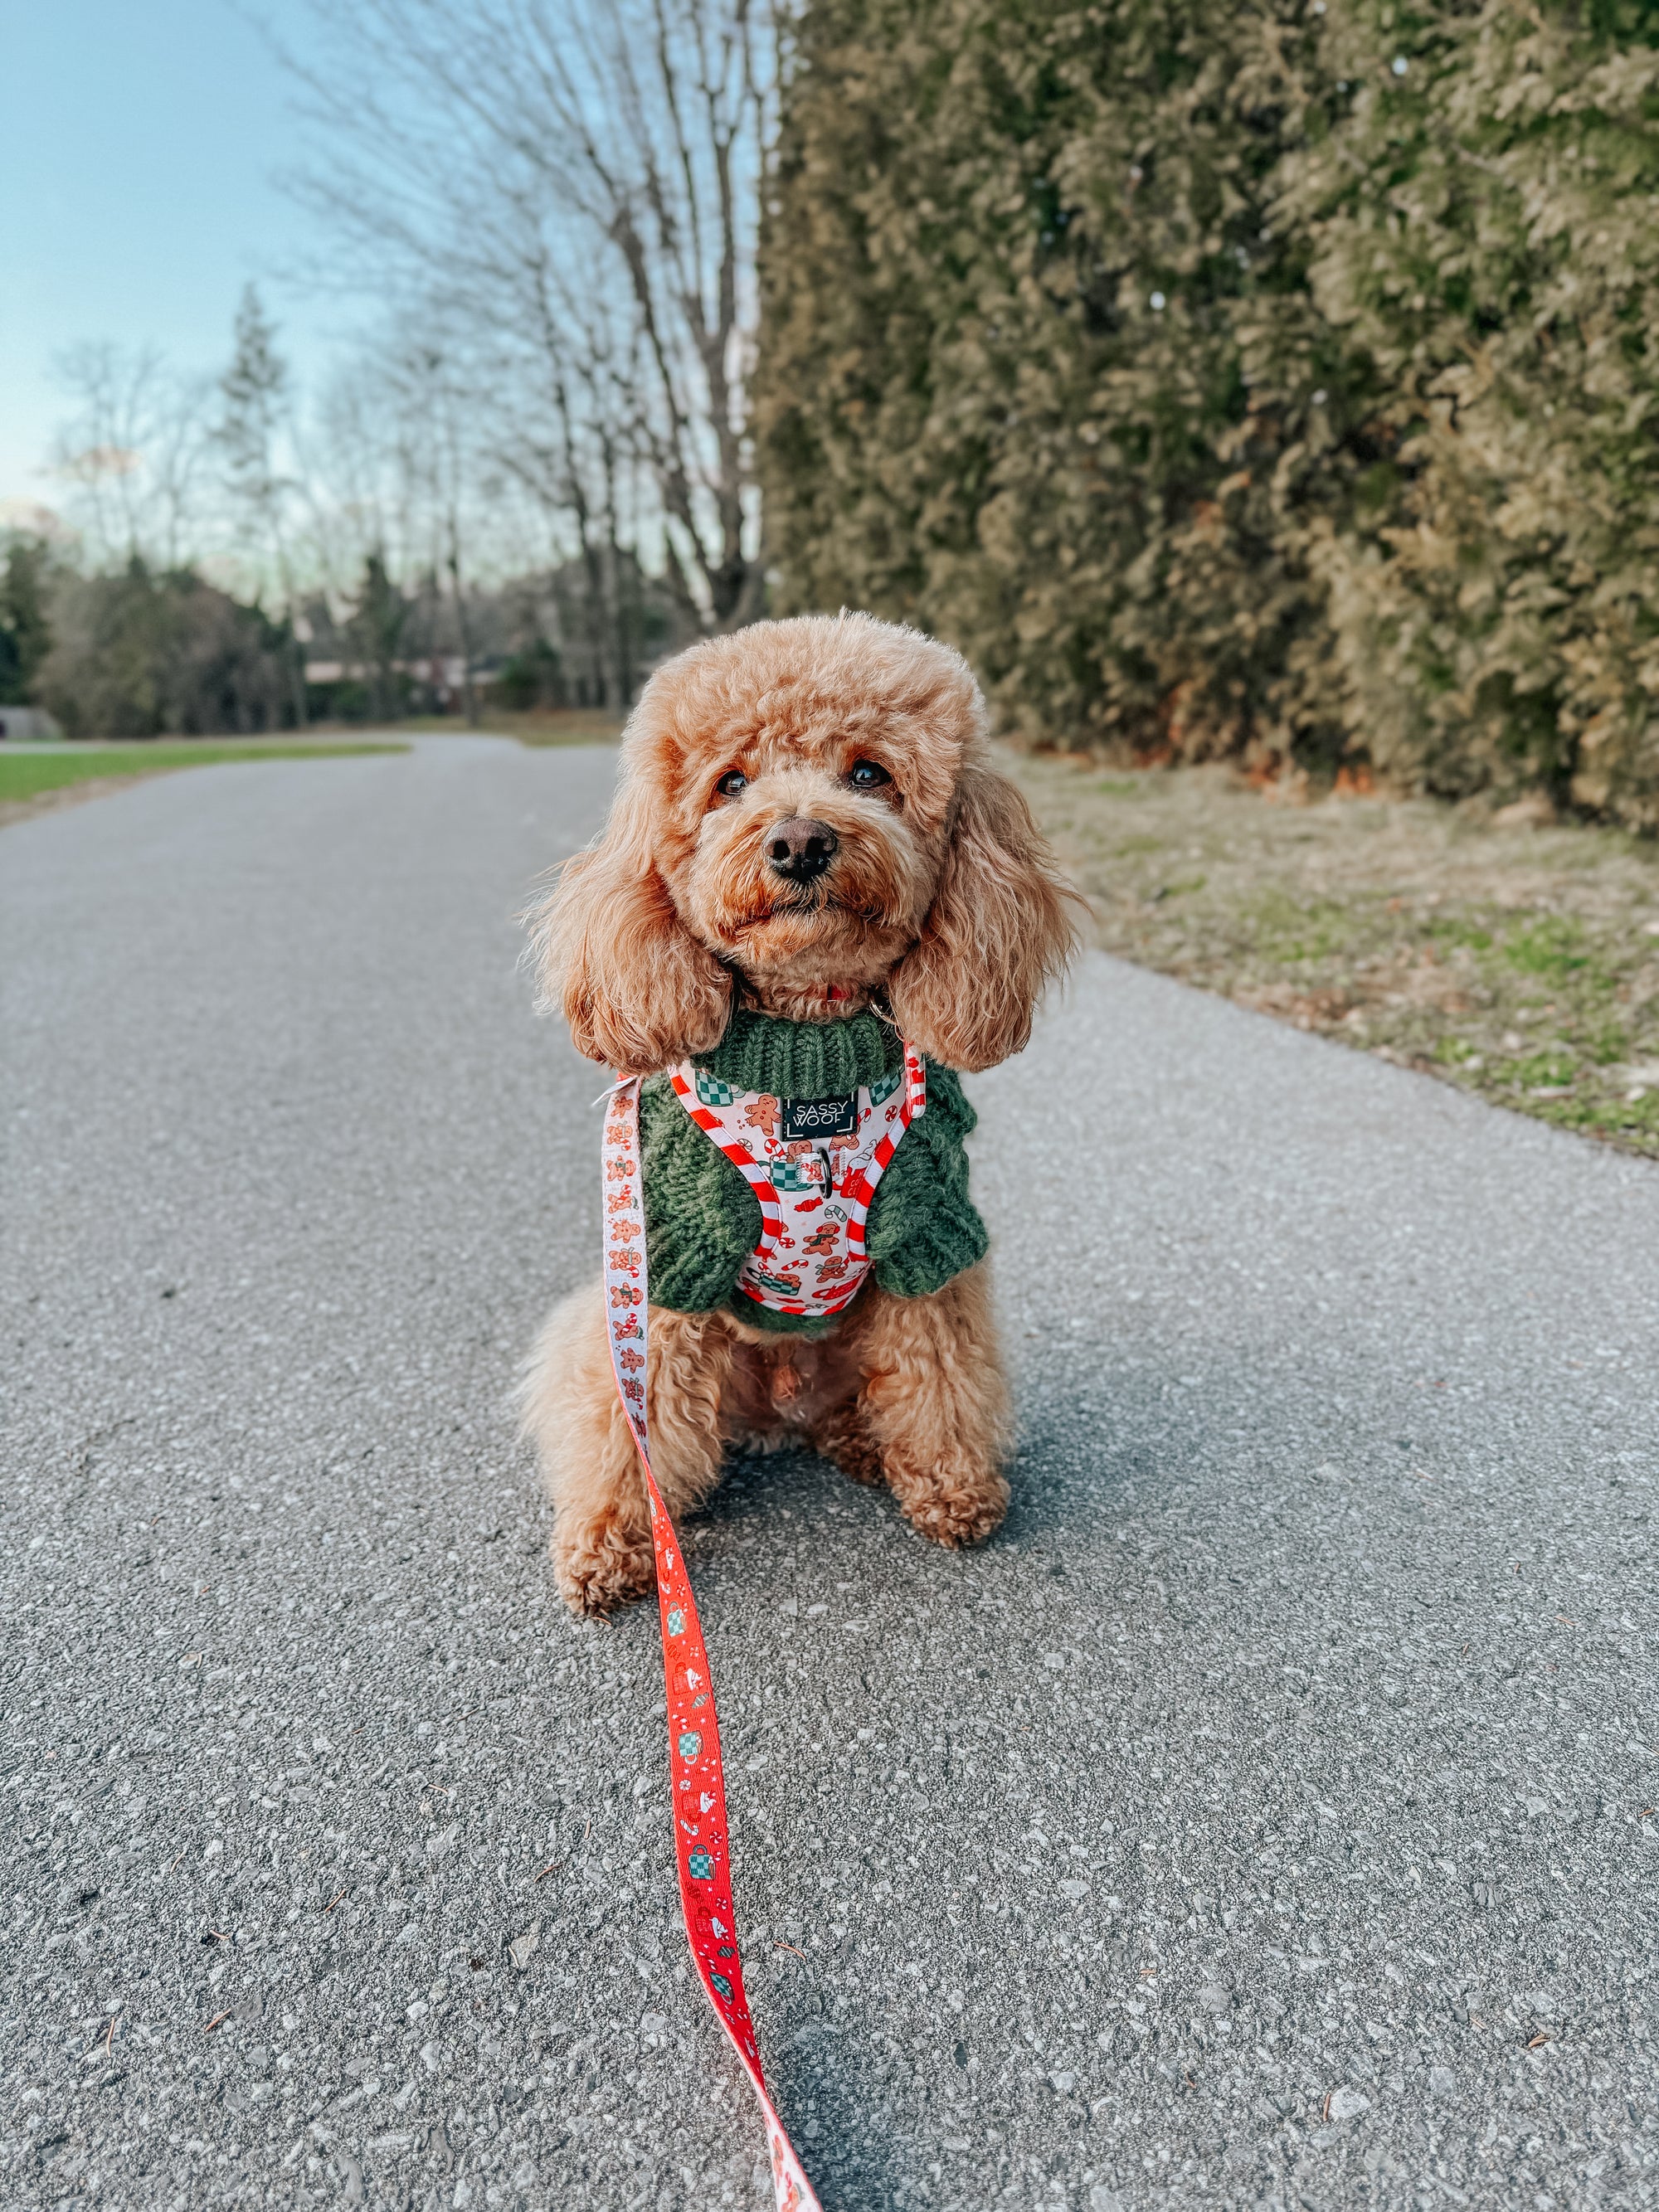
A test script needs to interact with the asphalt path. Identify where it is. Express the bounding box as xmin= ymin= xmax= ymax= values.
xmin=3 ymin=737 xmax=1657 ymax=2212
